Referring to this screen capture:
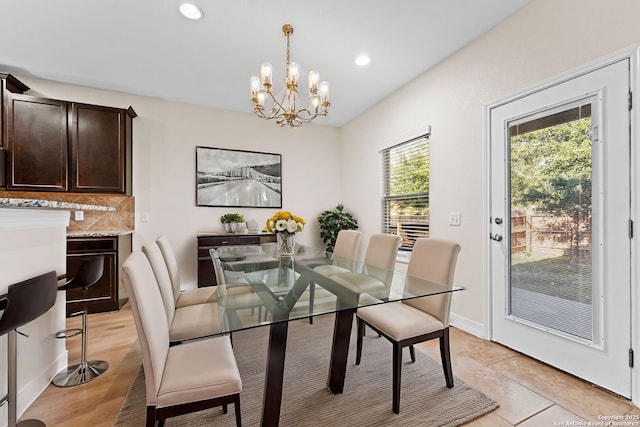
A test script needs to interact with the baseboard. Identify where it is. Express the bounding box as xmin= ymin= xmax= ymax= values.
xmin=449 ymin=313 xmax=485 ymax=339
